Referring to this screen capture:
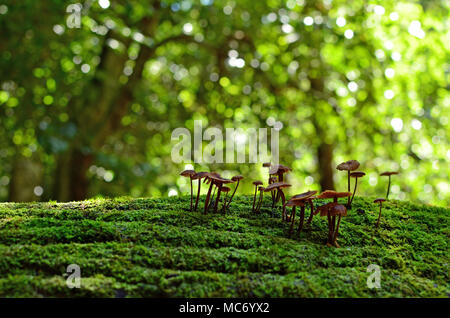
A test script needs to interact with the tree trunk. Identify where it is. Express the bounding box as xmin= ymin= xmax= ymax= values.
xmin=8 ymin=154 xmax=43 ymax=202
xmin=317 ymin=142 xmax=335 ymax=190
xmin=53 ymin=149 xmax=93 ymax=202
